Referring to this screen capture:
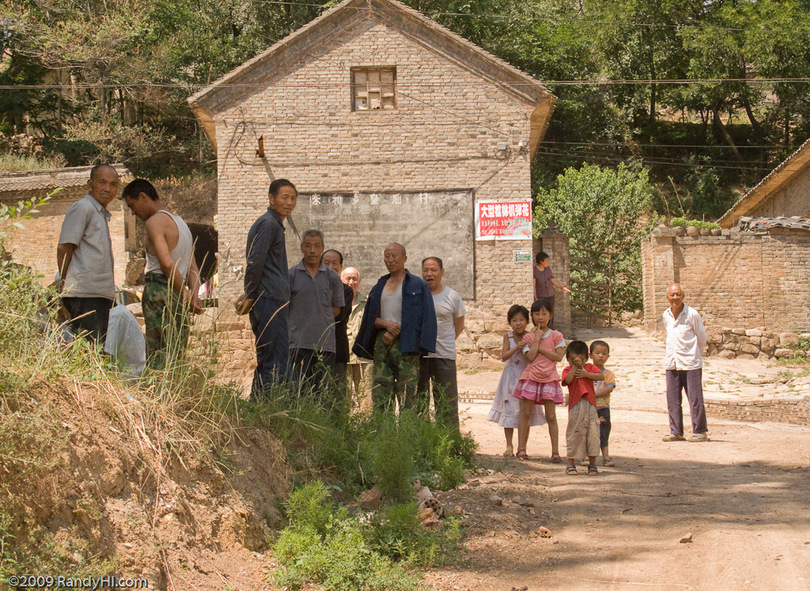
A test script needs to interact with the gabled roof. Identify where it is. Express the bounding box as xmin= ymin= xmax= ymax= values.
xmin=0 ymin=164 xmax=130 ymax=197
xmin=188 ymin=0 xmax=556 ymax=157
xmin=718 ymin=138 xmax=810 ymax=228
